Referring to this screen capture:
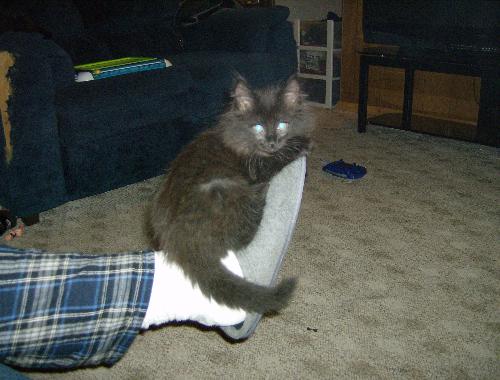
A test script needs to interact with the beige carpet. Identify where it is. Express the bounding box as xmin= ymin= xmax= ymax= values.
xmin=8 ymin=109 xmax=499 ymax=379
